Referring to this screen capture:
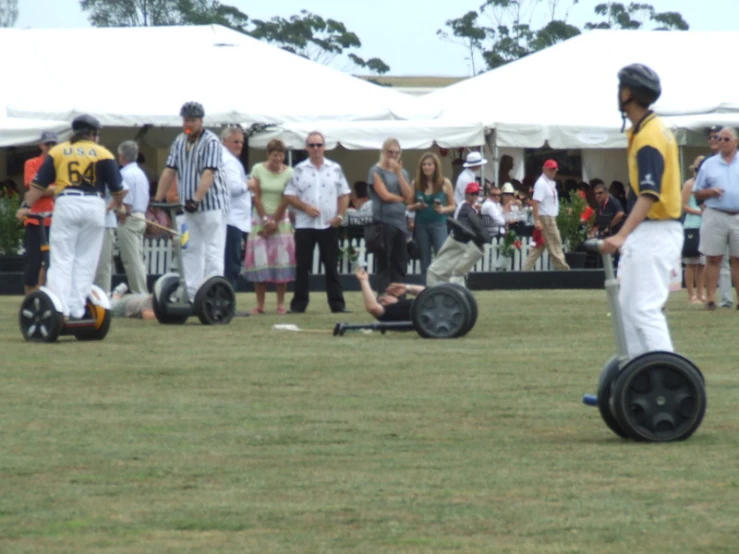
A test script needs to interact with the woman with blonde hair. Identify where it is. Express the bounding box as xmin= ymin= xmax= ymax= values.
xmin=408 ymin=152 xmax=455 ymax=281
xmin=243 ymin=139 xmax=295 ymax=314
xmin=682 ymin=155 xmax=706 ymax=304
xmin=367 ymin=138 xmax=414 ymax=292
